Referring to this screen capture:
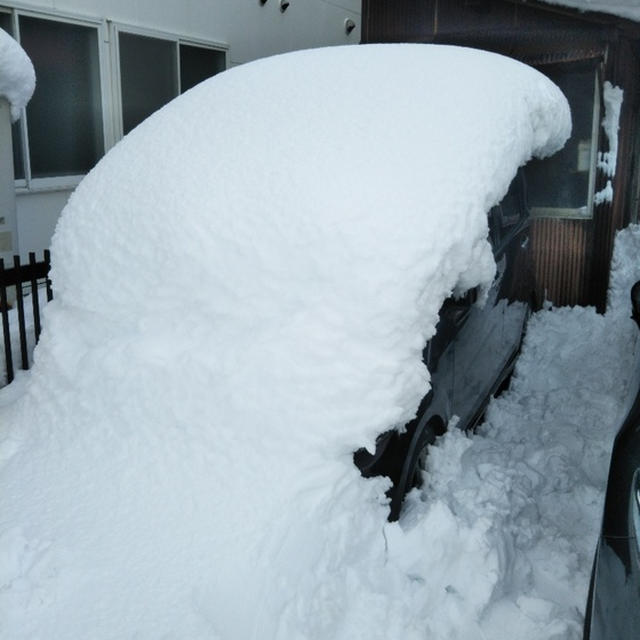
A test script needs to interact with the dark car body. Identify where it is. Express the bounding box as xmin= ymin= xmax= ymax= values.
xmin=354 ymin=171 xmax=538 ymax=520
xmin=583 ymin=318 xmax=640 ymax=640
